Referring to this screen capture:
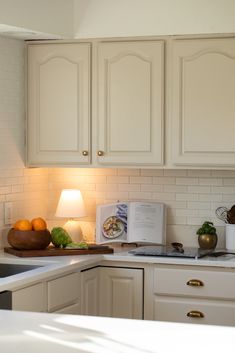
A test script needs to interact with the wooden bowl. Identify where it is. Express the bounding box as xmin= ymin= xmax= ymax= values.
xmin=7 ymin=229 xmax=51 ymax=250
